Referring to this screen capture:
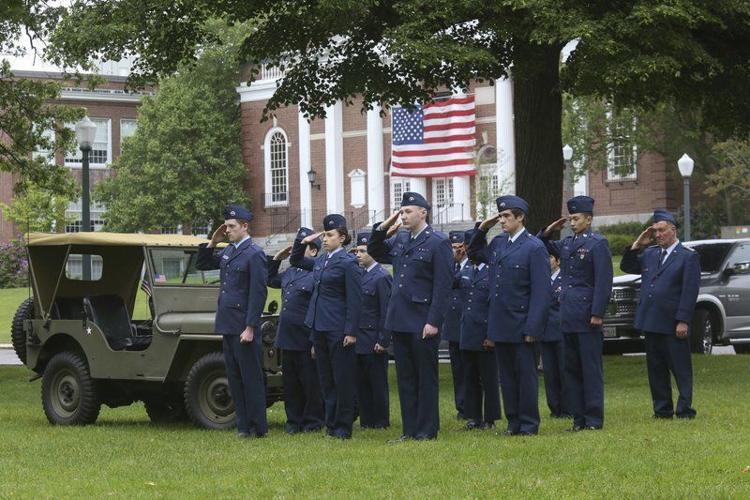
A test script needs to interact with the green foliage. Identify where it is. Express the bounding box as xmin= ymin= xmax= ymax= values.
xmin=0 ymin=183 xmax=78 ymax=233
xmin=705 ymin=137 xmax=750 ymax=225
xmin=94 ymin=21 xmax=250 ymax=232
